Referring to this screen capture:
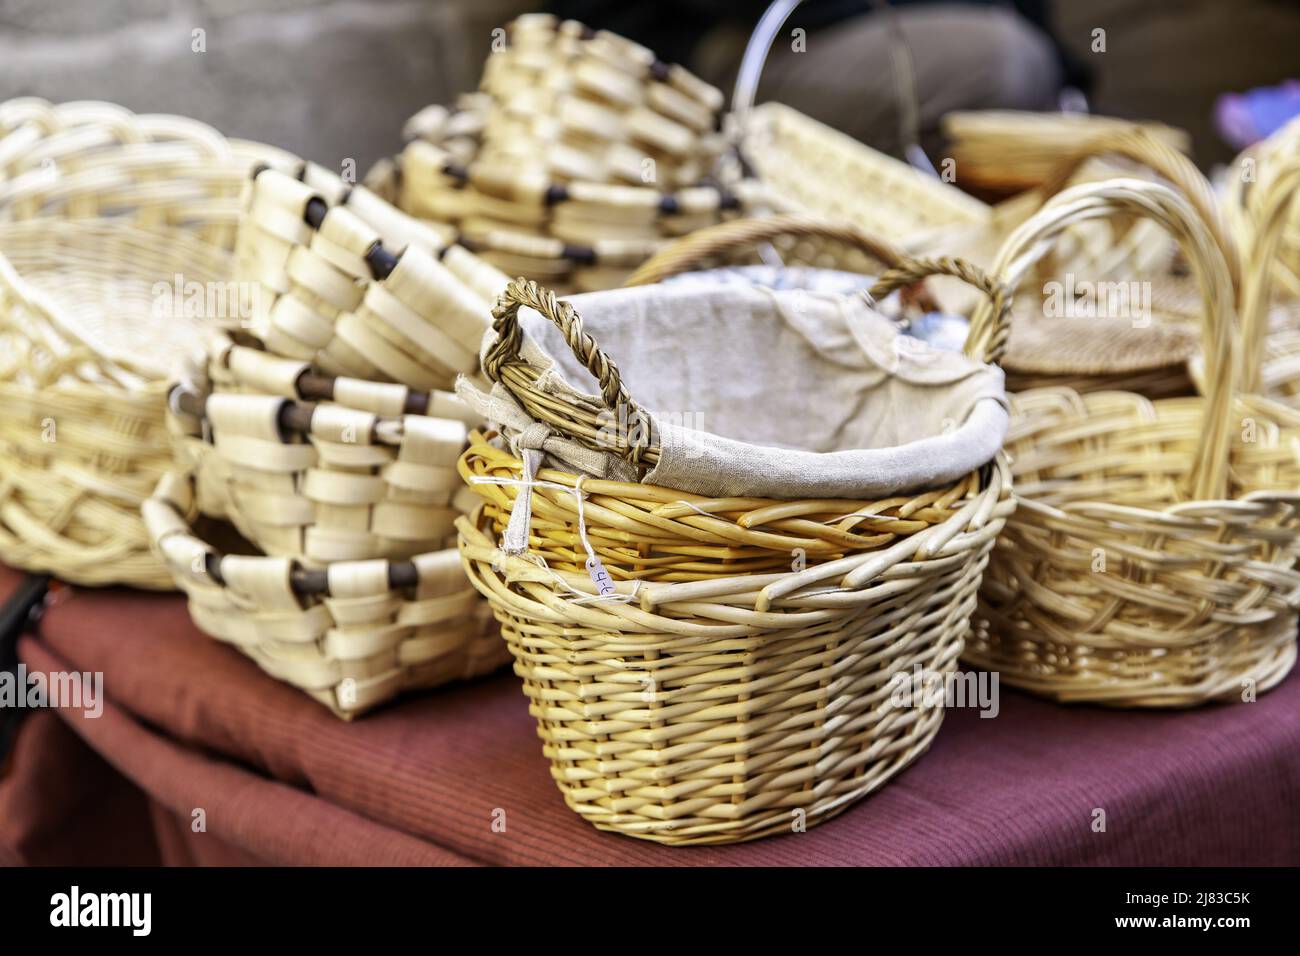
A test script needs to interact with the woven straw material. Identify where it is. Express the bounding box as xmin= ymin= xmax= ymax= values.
xmin=458 ymin=256 xmax=1012 ymax=844
xmin=1226 ymin=116 xmax=1300 ymax=301
xmin=957 ymin=127 xmax=1248 ymax=398
xmin=968 ymin=179 xmax=1300 ymax=706
xmin=235 ymin=164 xmax=508 ymax=389
xmin=732 ymin=102 xmax=992 ymax=248
xmin=170 ymin=331 xmax=485 ymax=568
xmin=390 ymin=105 xmax=734 ymax=293
xmin=478 ymin=14 xmax=724 ymax=189
xmin=144 ymin=469 xmax=509 ymax=718
xmin=942 ymin=110 xmax=1190 ymax=195
xmin=0 ymin=99 xmax=265 ymax=588
xmin=1221 ymin=148 xmax=1300 ymax=416
xmin=624 ymin=215 xmax=915 ymax=288
xmin=380 ymin=15 xmax=731 ymax=294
